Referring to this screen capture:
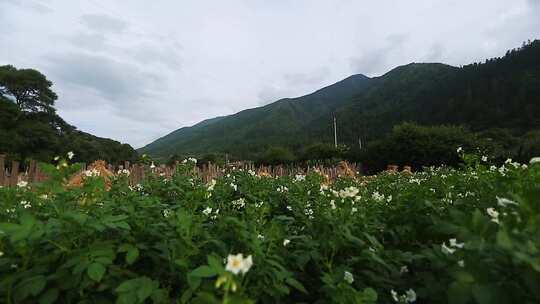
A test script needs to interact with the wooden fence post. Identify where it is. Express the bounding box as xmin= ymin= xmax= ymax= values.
xmin=133 ymin=164 xmax=138 ymax=185
xmin=128 ymin=164 xmax=136 ymax=185
xmin=0 ymin=154 xmax=5 ymax=186
xmin=10 ymin=161 xmax=19 ymax=187
xmin=28 ymin=159 xmax=37 ymax=183
xmin=139 ymin=165 xmax=145 ymax=184
xmin=35 ymin=162 xmax=44 ymax=182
